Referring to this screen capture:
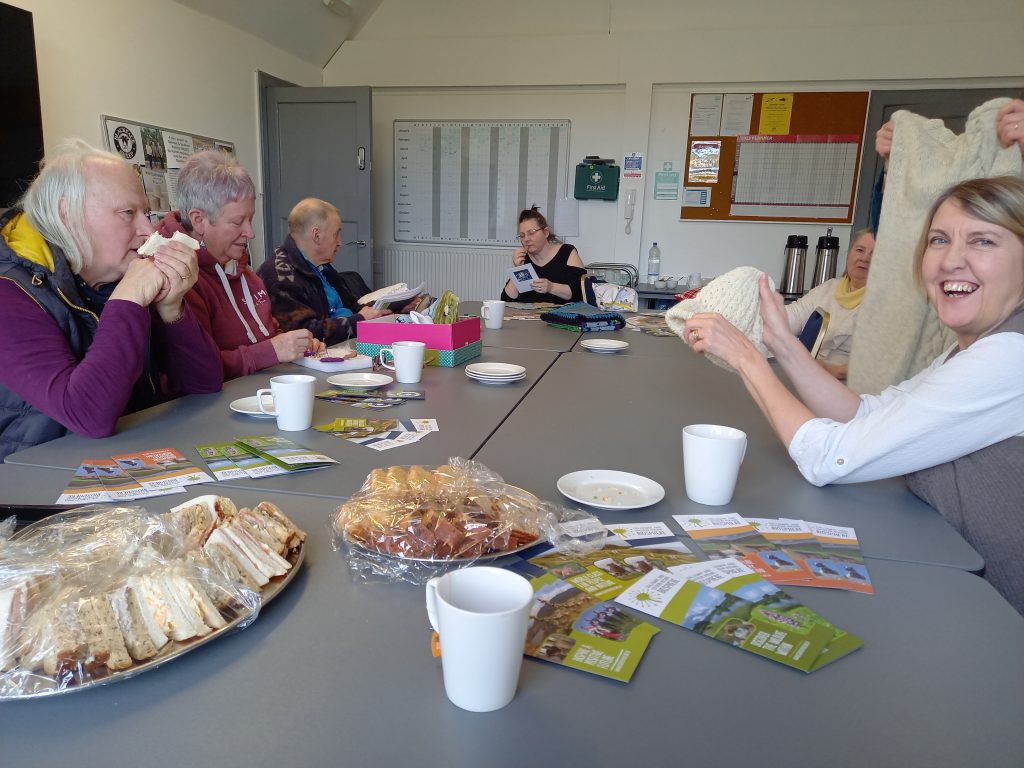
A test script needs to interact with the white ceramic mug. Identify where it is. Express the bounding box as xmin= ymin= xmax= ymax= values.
xmin=257 ymin=374 xmax=316 ymax=431
xmin=482 ymin=300 xmax=506 ymax=330
xmin=378 ymin=340 xmax=426 ymax=384
xmin=682 ymin=424 xmax=748 ymax=505
xmin=425 ymin=566 xmax=533 ymax=712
